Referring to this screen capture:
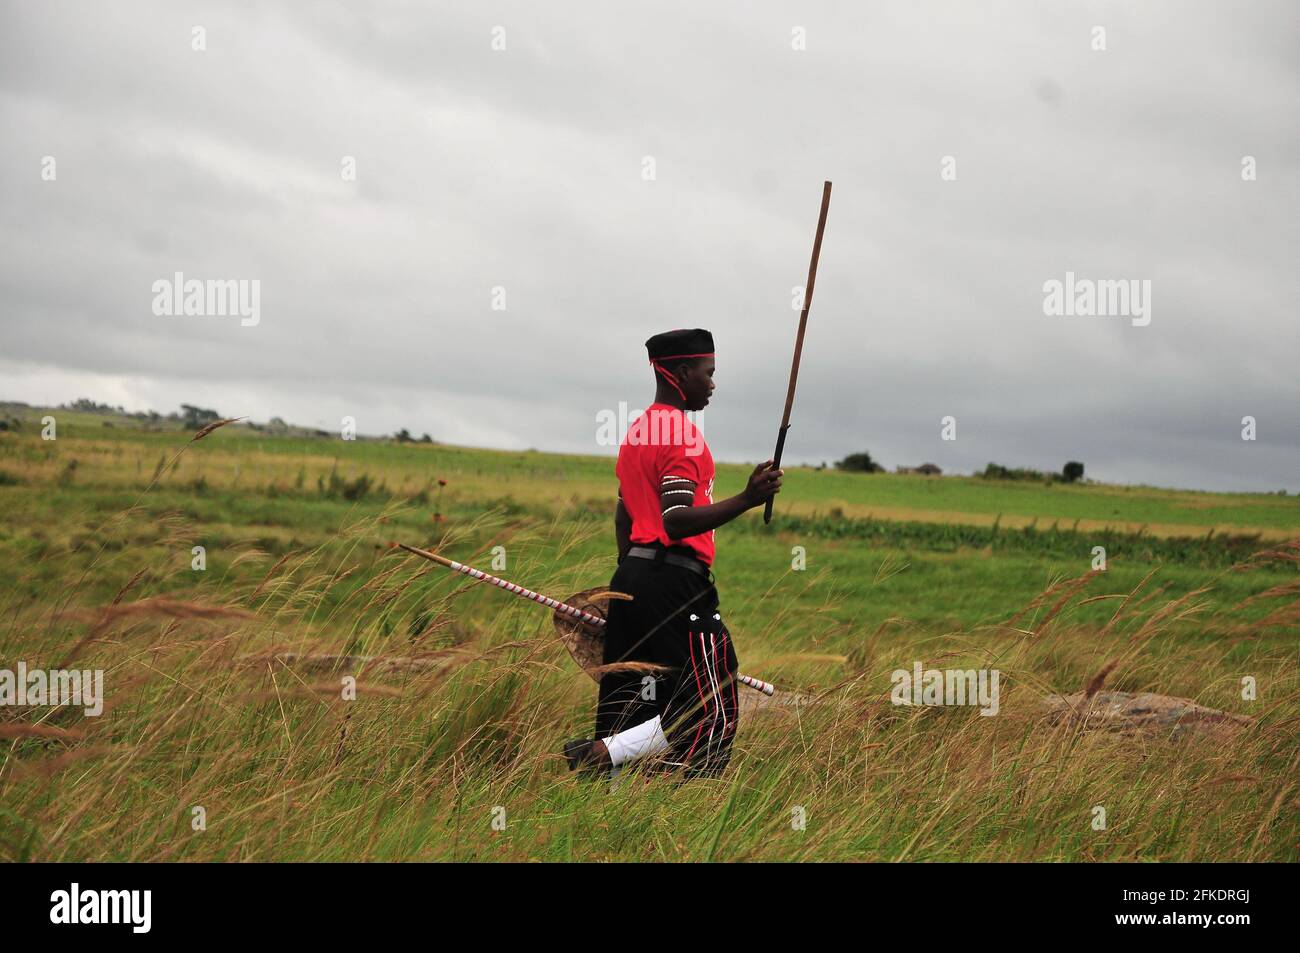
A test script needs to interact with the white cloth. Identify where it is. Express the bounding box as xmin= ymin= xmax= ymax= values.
xmin=601 ymin=715 xmax=669 ymax=767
